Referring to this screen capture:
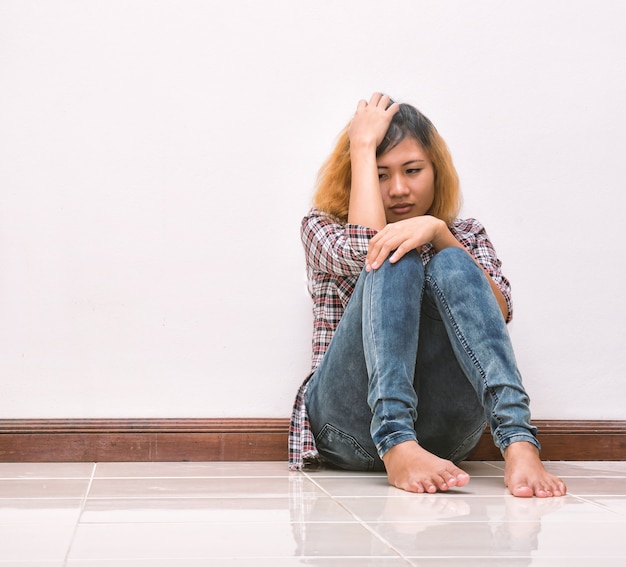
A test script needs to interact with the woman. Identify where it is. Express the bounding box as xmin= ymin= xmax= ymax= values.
xmin=289 ymin=93 xmax=566 ymax=498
